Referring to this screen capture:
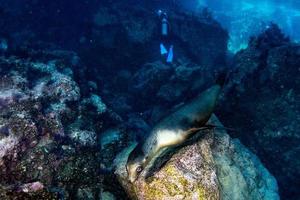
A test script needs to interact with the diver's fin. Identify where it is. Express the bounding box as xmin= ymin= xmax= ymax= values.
xmin=160 ymin=43 xmax=168 ymax=55
xmin=166 ymin=45 xmax=173 ymax=63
